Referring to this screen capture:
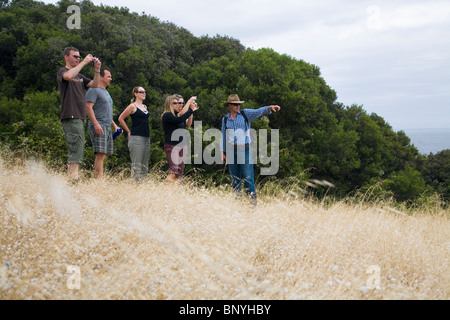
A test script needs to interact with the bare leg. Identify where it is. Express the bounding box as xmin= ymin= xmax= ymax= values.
xmin=166 ymin=173 xmax=178 ymax=184
xmin=68 ymin=163 xmax=79 ymax=180
xmin=94 ymin=153 xmax=106 ymax=180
